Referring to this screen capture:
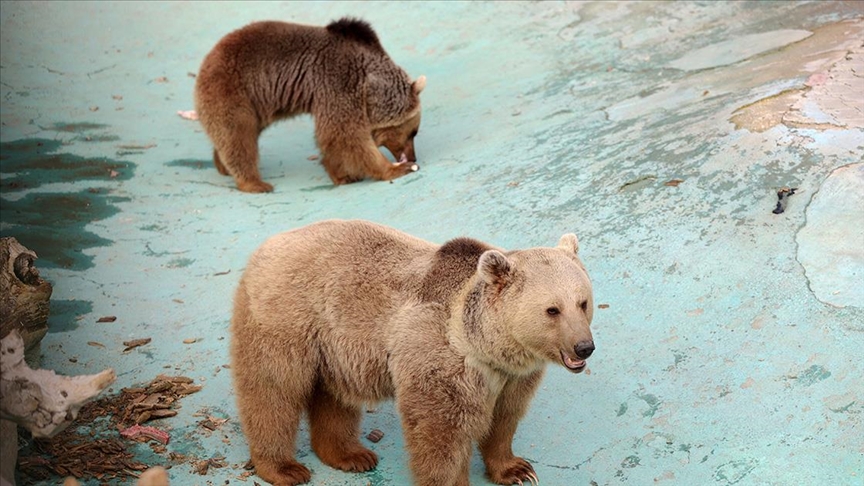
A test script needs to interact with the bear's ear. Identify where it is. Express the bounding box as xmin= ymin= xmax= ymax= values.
xmin=557 ymin=233 xmax=579 ymax=255
xmin=478 ymin=250 xmax=512 ymax=285
xmin=413 ymin=75 xmax=426 ymax=94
